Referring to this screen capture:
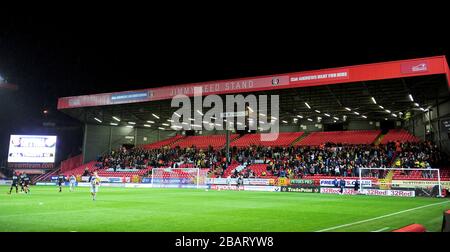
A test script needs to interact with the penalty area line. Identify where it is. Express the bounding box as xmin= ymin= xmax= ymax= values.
xmin=316 ymin=200 xmax=450 ymax=232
